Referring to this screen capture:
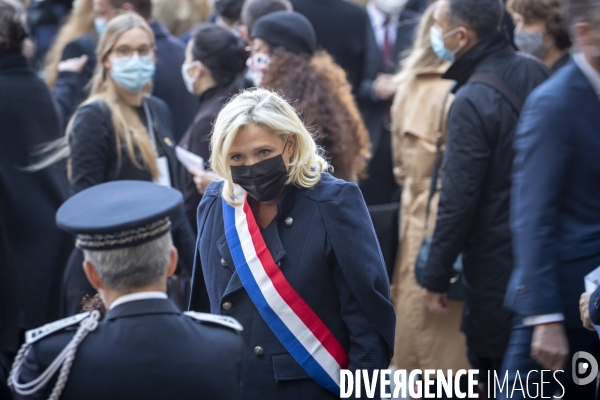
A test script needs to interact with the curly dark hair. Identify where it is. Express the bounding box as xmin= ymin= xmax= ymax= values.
xmin=261 ymin=48 xmax=370 ymax=182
